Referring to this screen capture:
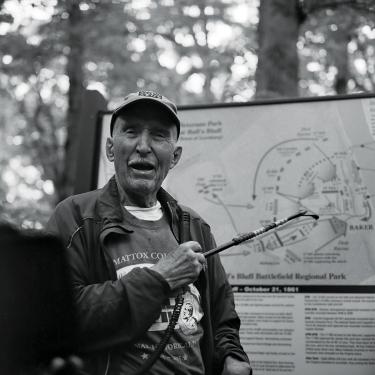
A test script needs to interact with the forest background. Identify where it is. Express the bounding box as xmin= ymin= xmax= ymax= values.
xmin=1 ymin=0 xmax=375 ymax=229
